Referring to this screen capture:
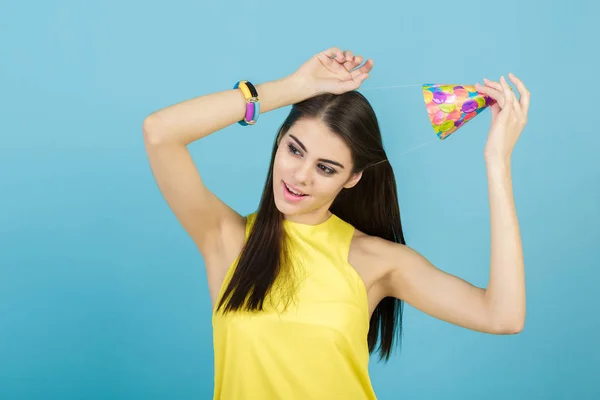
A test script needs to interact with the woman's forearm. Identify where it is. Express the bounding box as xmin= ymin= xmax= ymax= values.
xmin=483 ymin=160 xmax=526 ymax=332
xmin=143 ymin=74 xmax=308 ymax=145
